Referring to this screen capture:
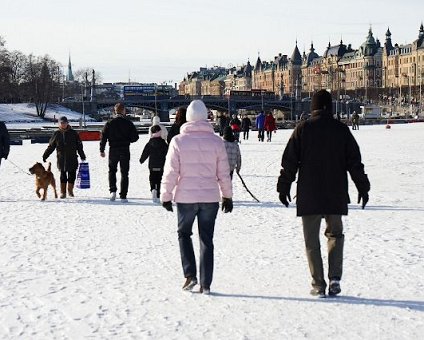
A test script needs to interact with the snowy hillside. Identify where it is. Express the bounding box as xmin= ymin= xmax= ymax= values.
xmin=0 ymin=103 xmax=93 ymax=123
xmin=0 ymin=123 xmax=423 ymax=339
